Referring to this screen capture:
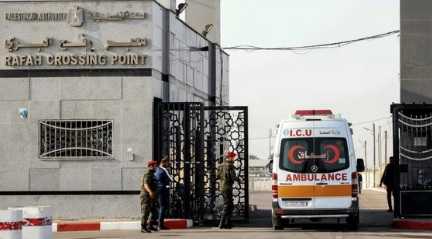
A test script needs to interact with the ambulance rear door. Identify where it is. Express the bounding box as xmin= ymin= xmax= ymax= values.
xmin=278 ymin=127 xmax=352 ymax=210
